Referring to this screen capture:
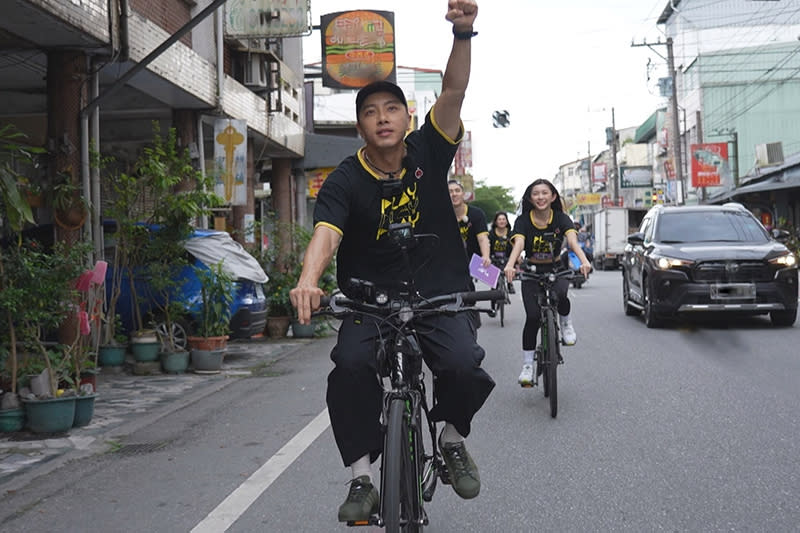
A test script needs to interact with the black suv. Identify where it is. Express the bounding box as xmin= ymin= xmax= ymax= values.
xmin=621 ymin=203 xmax=798 ymax=327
